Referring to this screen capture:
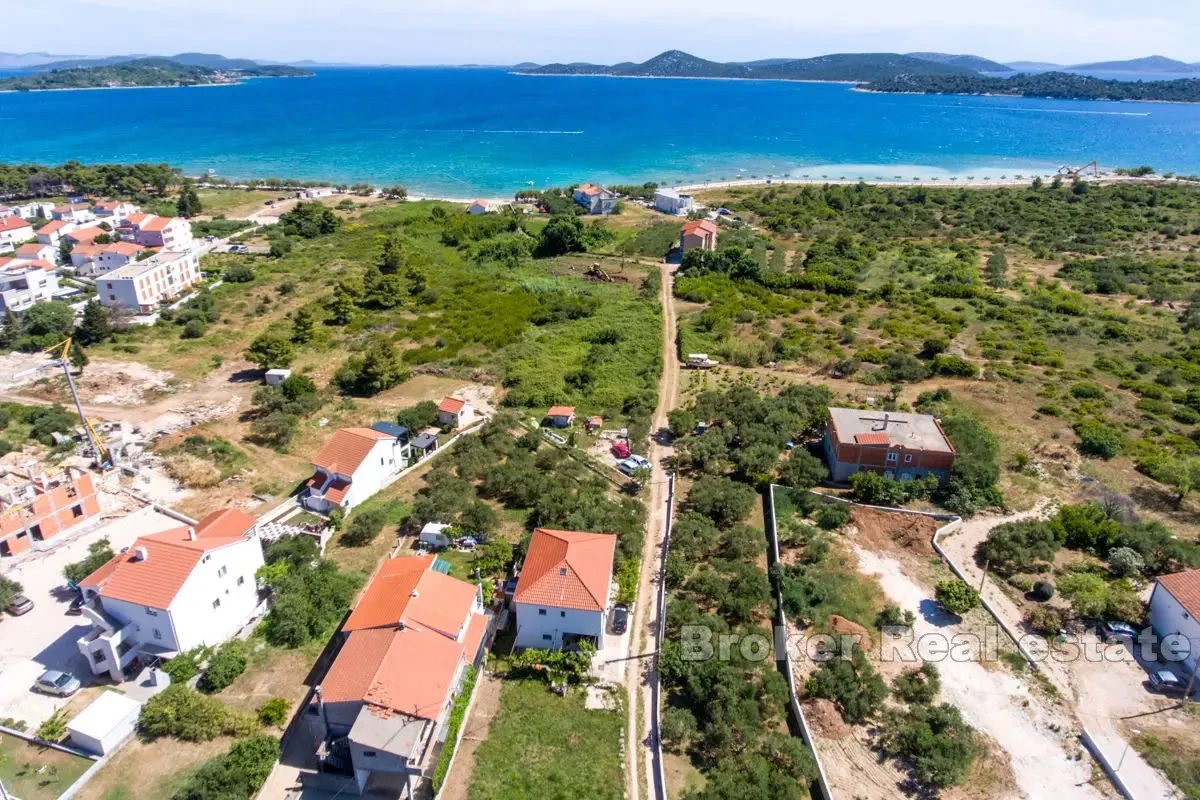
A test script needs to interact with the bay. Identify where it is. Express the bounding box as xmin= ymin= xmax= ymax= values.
xmin=1 ymin=67 xmax=1198 ymax=197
